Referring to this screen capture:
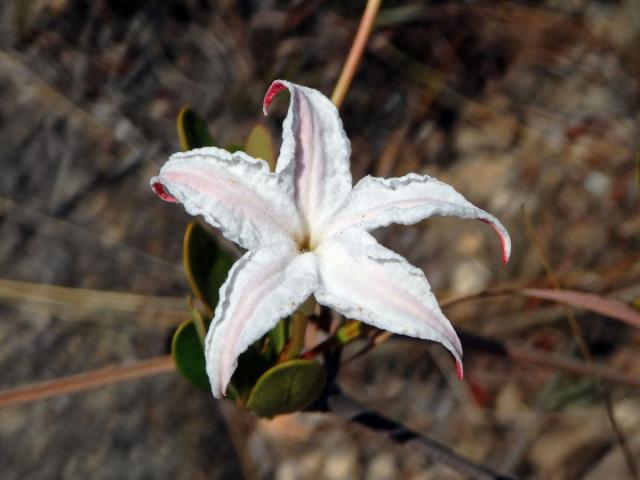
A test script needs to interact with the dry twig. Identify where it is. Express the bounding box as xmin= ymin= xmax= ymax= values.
xmin=325 ymin=388 xmax=516 ymax=480
xmin=0 ymin=356 xmax=175 ymax=408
